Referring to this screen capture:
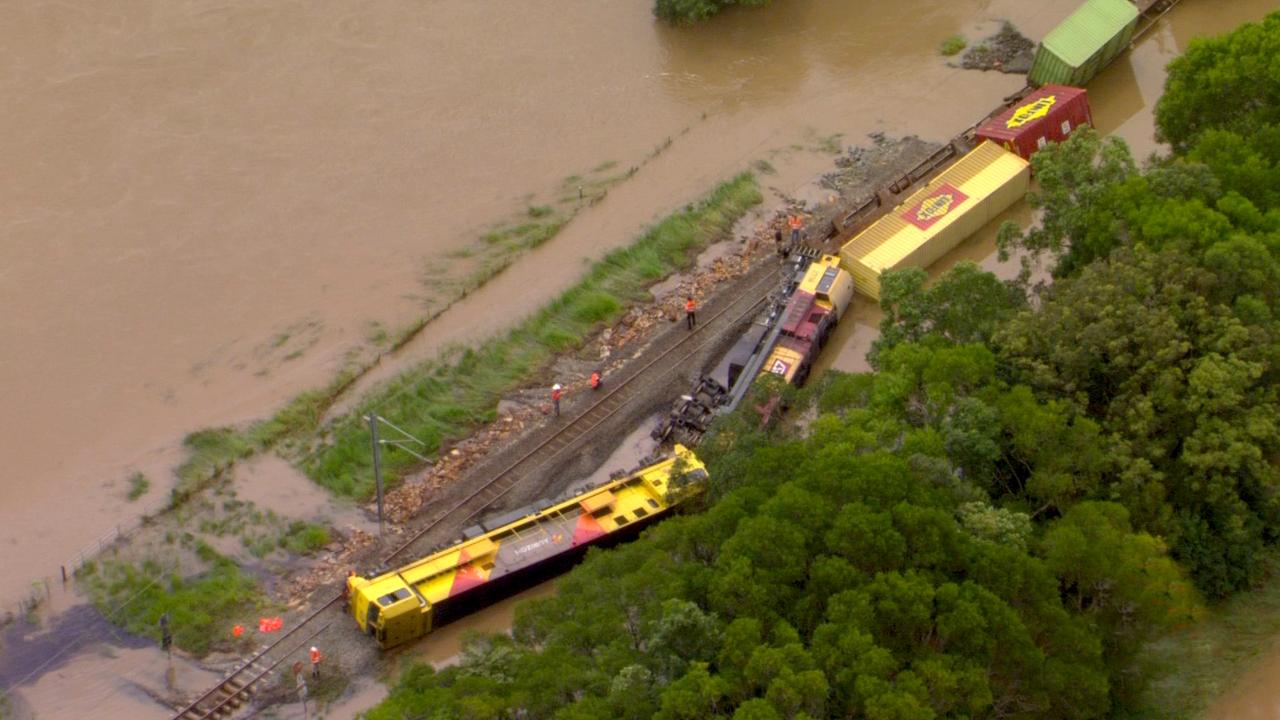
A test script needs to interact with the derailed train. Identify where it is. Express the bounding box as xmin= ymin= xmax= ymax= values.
xmin=347 ymin=0 xmax=1161 ymax=648
xmin=348 ymin=446 xmax=707 ymax=649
